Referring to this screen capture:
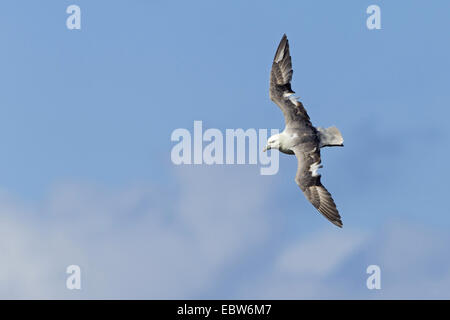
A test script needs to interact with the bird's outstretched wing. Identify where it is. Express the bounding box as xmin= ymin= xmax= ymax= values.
xmin=292 ymin=145 xmax=343 ymax=228
xmin=269 ymin=34 xmax=312 ymax=128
